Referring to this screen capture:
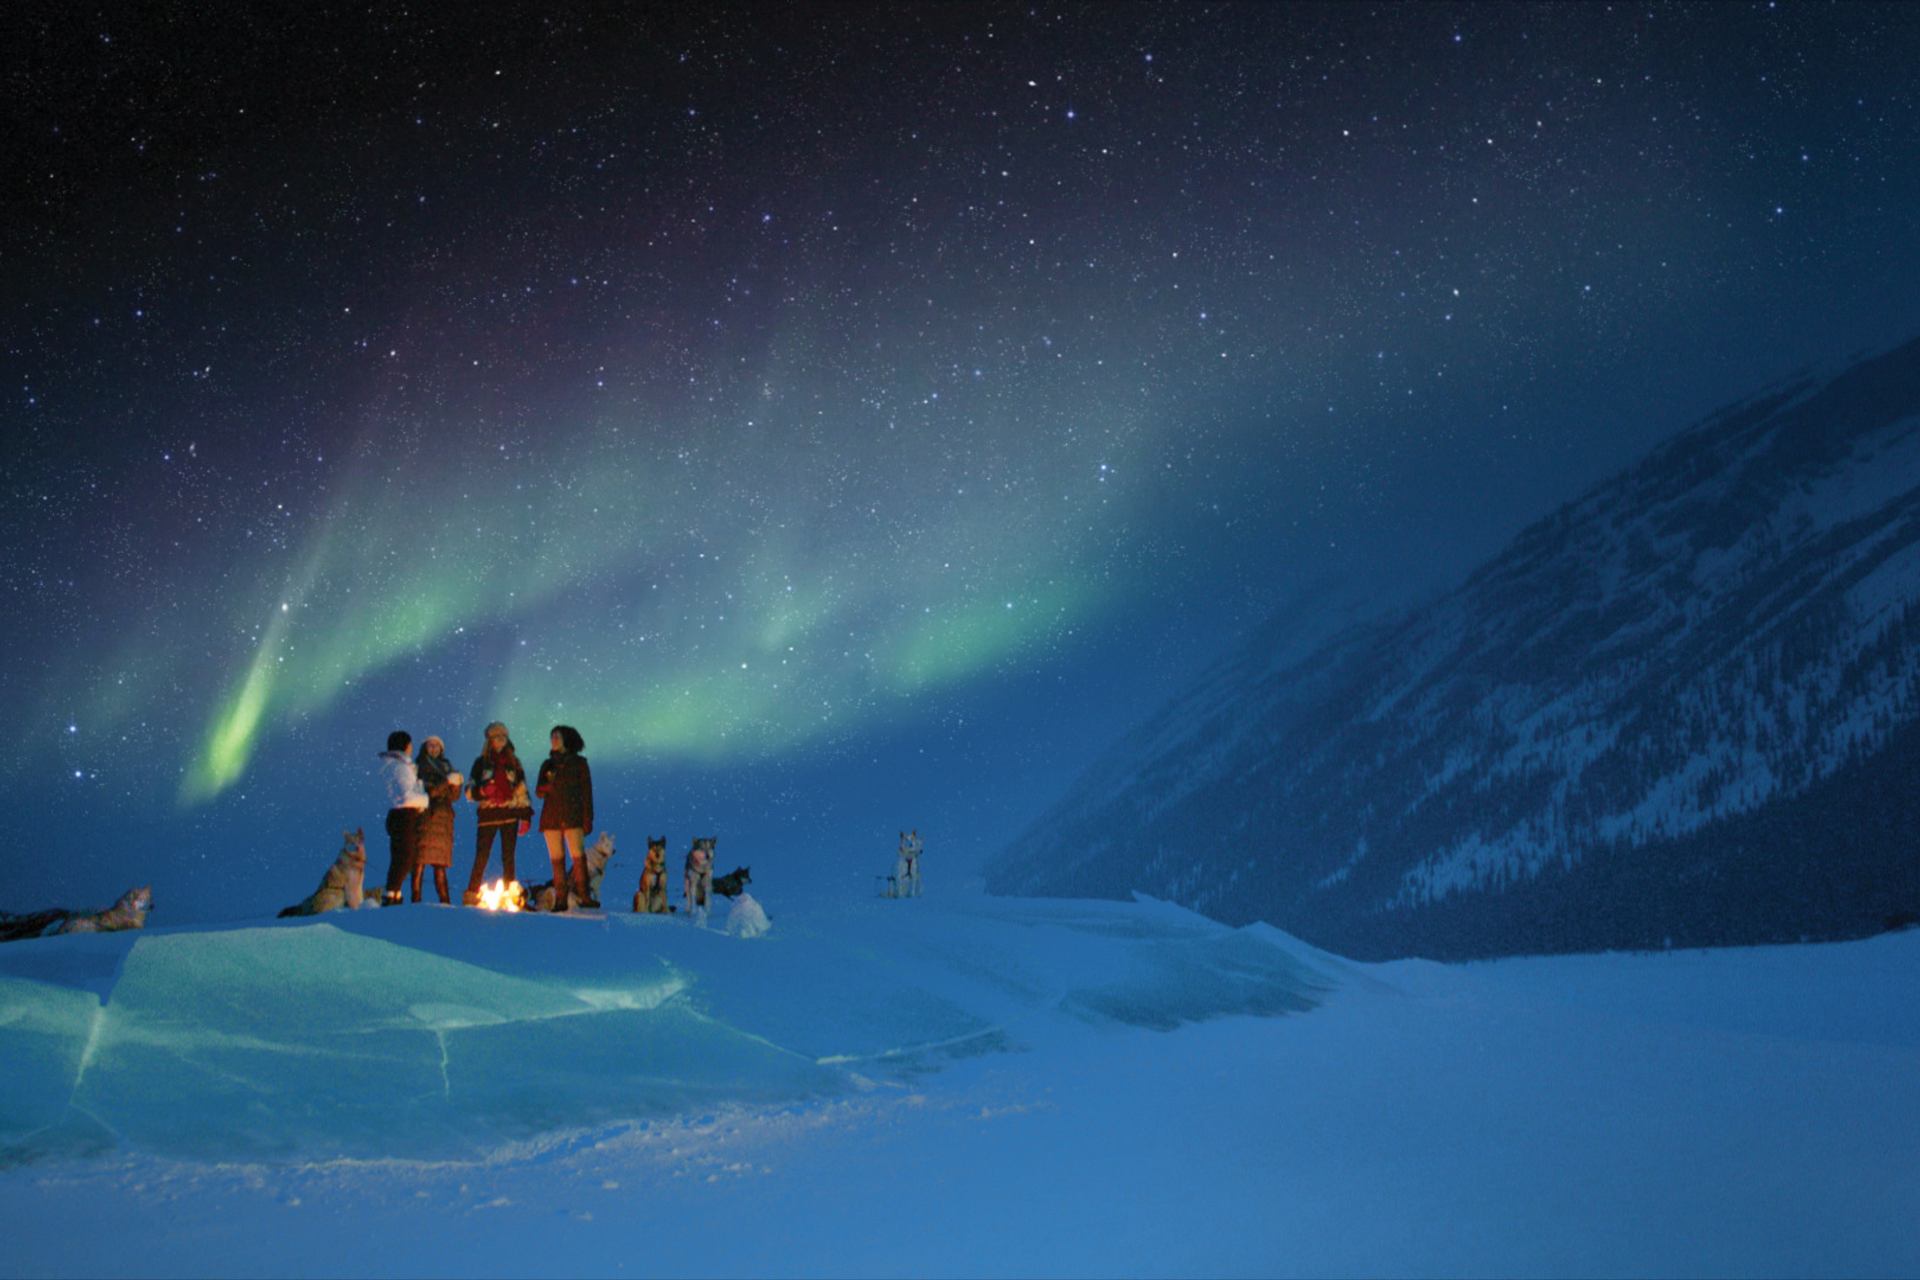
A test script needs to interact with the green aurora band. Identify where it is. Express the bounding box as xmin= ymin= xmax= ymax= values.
xmin=175 ymin=395 xmax=1143 ymax=803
